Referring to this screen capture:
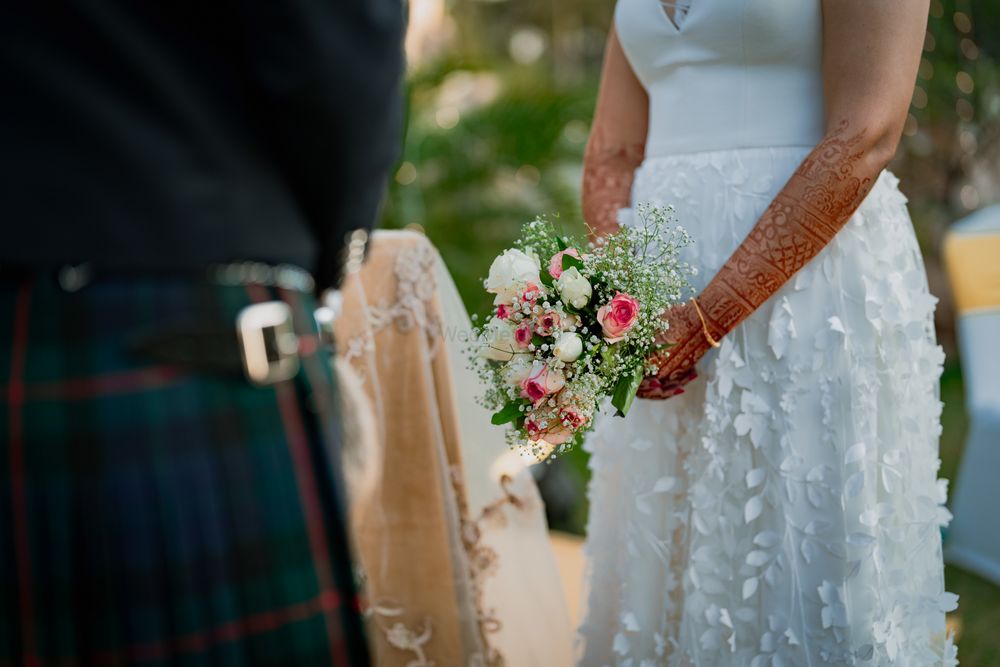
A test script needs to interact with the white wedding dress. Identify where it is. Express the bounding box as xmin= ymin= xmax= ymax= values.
xmin=578 ymin=1 xmax=957 ymax=666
